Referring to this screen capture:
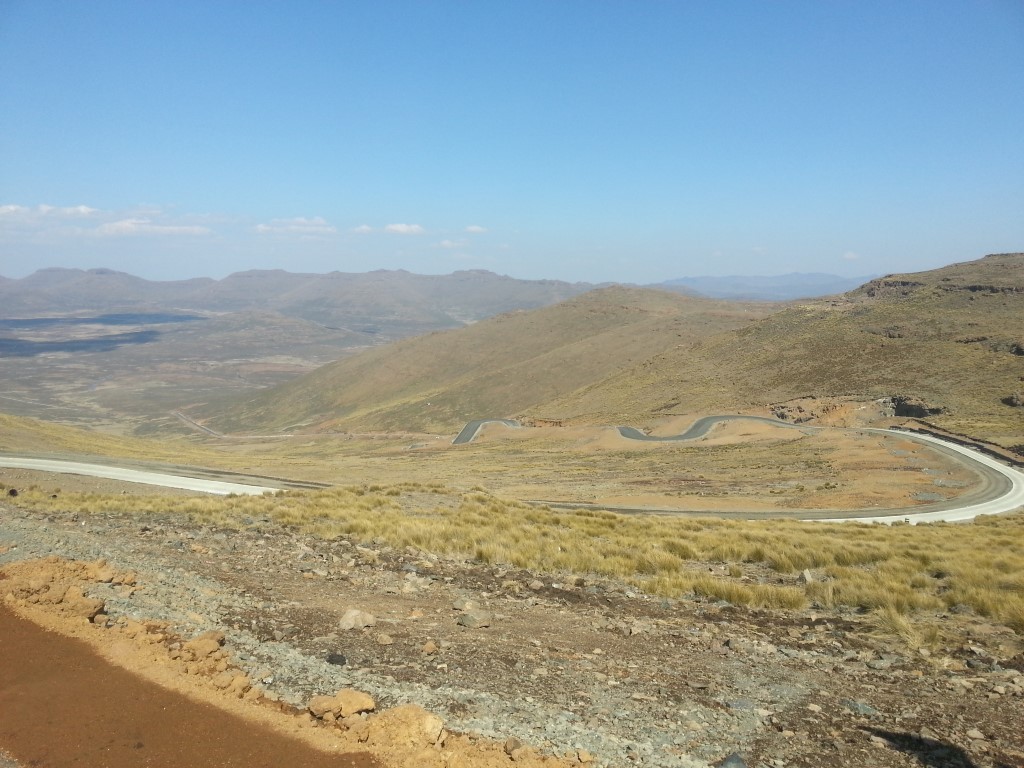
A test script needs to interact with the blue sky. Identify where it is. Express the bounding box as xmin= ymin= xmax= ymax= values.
xmin=1 ymin=1 xmax=1022 ymax=283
